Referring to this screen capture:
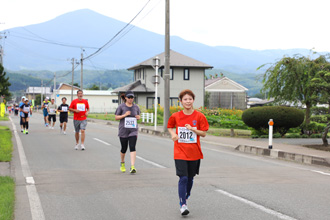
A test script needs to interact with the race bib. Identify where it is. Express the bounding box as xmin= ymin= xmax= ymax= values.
xmin=77 ymin=103 xmax=85 ymax=111
xmin=125 ymin=117 xmax=137 ymax=128
xmin=49 ymin=108 xmax=56 ymax=113
xmin=178 ymin=127 xmax=197 ymax=143
xmin=44 ymin=105 xmax=48 ymax=109
xmin=62 ymin=106 xmax=68 ymax=112
xmin=23 ymin=106 xmax=30 ymax=112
